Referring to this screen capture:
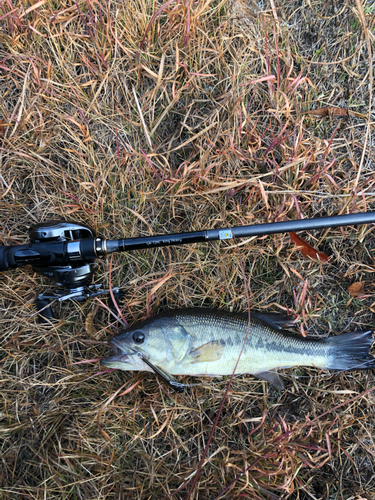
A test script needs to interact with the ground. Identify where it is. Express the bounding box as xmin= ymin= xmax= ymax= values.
xmin=1 ymin=0 xmax=375 ymax=498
